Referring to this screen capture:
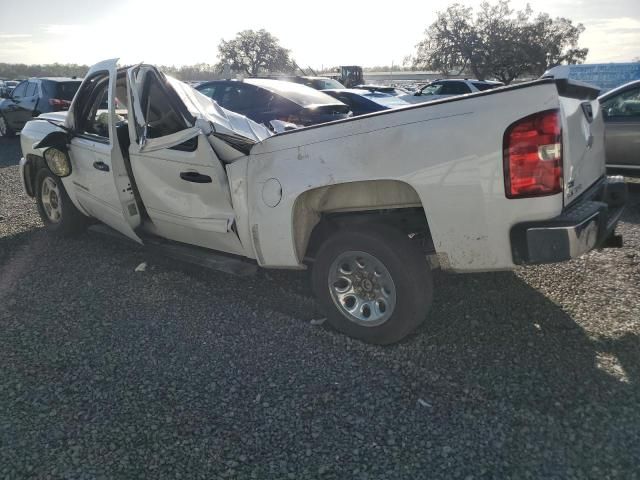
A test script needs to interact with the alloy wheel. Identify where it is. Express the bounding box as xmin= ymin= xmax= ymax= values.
xmin=41 ymin=177 xmax=63 ymax=223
